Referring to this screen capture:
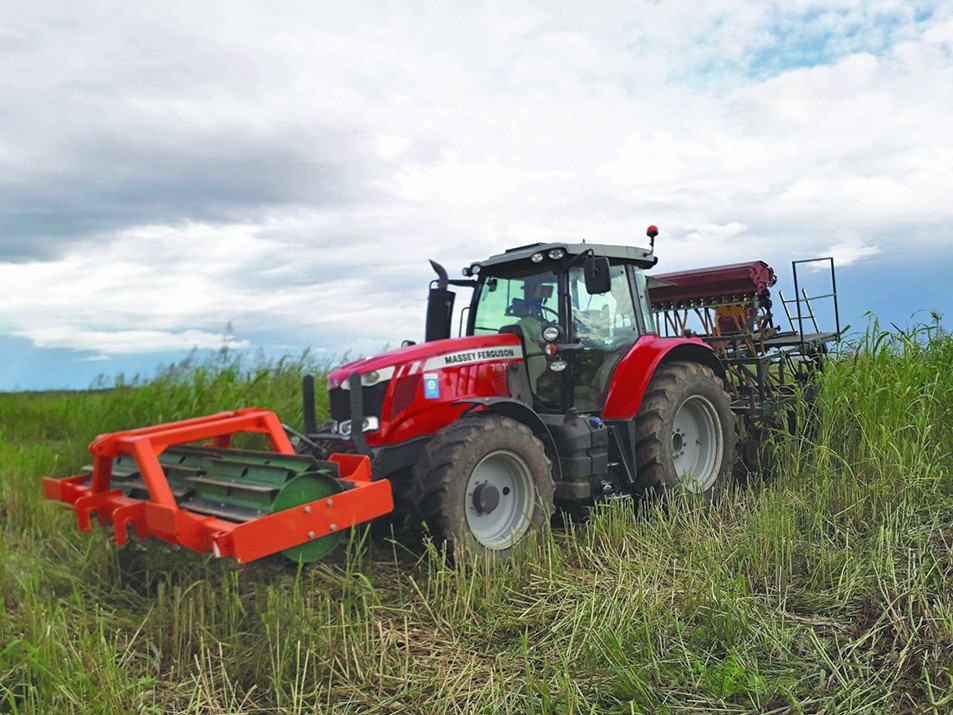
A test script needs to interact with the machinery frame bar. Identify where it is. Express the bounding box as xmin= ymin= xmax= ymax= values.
xmin=43 ymin=409 xmax=393 ymax=563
